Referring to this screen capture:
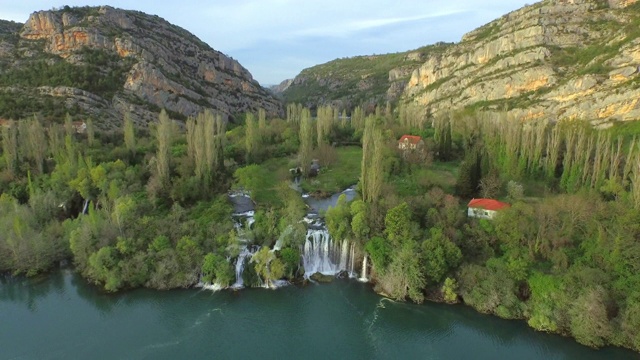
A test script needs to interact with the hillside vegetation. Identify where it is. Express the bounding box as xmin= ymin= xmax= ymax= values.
xmin=281 ymin=43 xmax=452 ymax=109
